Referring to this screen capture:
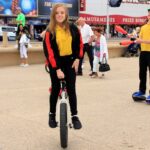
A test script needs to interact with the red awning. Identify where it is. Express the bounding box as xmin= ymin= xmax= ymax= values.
xmin=80 ymin=13 xmax=147 ymax=25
